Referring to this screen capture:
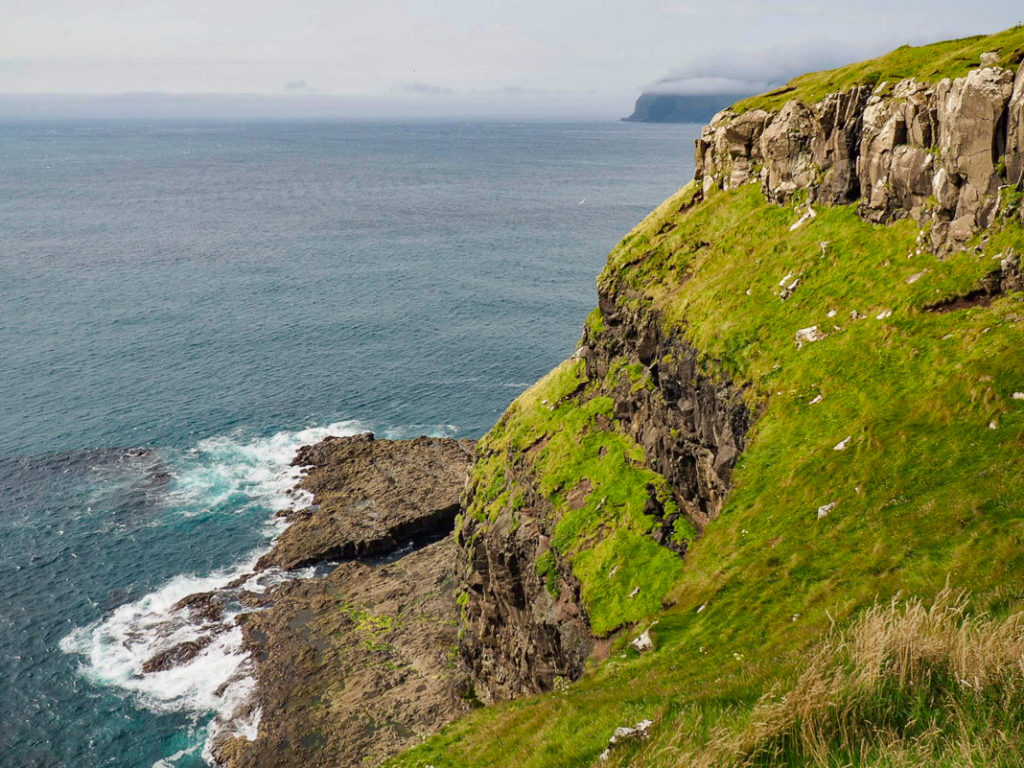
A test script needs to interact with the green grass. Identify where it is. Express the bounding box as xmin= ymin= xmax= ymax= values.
xmin=390 ymin=173 xmax=1024 ymax=766
xmin=463 ymin=358 xmax=687 ymax=636
xmin=732 ymin=26 xmax=1024 ymax=113
xmin=388 ymin=30 xmax=1024 ymax=760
